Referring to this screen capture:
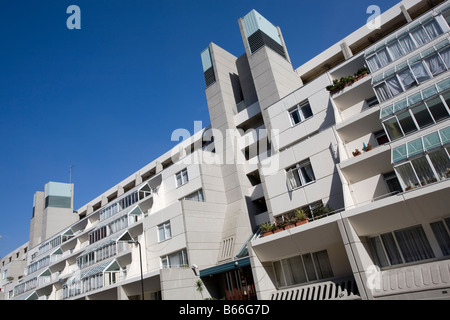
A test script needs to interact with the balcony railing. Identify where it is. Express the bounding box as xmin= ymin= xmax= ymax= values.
xmin=270 ymin=276 xmax=360 ymax=300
